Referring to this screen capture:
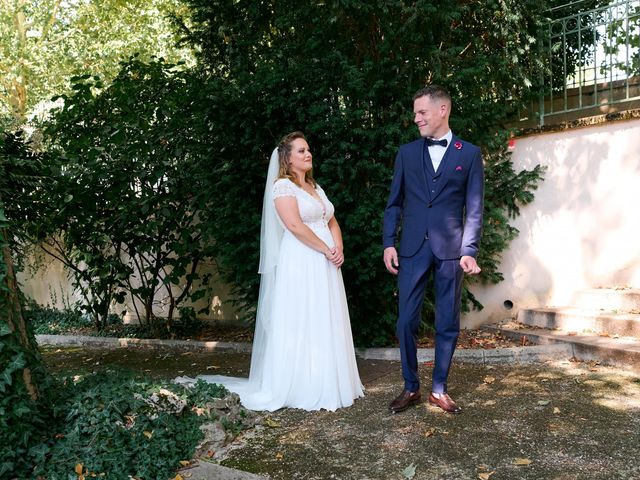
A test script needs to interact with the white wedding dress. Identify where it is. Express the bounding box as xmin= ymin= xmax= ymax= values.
xmin=196 ymin=178 xmax=364 ymax=412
